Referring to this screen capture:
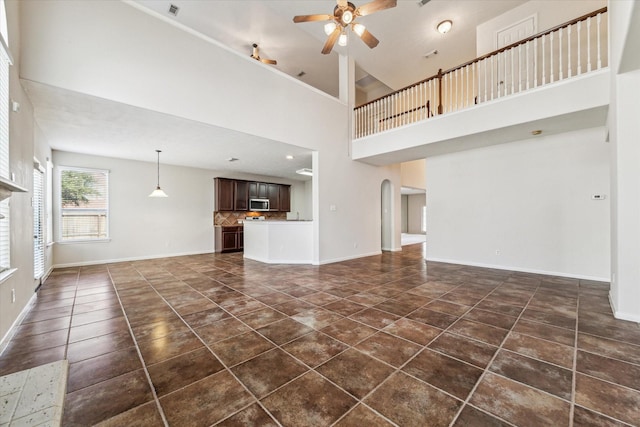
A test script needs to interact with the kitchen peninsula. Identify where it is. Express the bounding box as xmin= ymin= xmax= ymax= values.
xmin=243 ymin=220 xmax=313 ymax=264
